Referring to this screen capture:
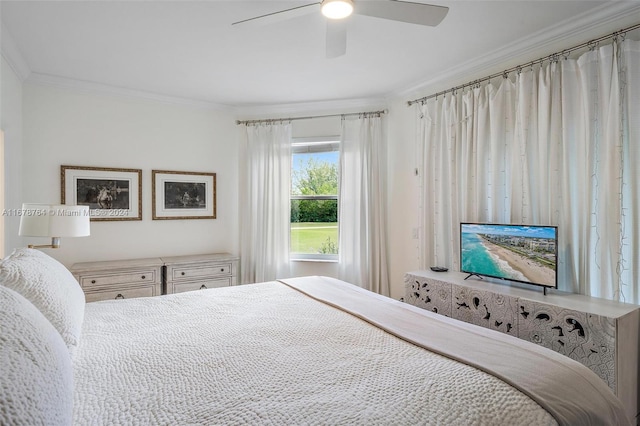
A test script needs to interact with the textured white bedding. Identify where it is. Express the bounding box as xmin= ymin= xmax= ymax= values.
xmin=73 ymin=279 xmax=565 ymax=425
xmin=0 ymin=286 xmax=73 ymax=426
xmin=0 ymin=248 xmax=85 ymax=355
xmin=283 ymin=276 xmax=629 ymax=426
